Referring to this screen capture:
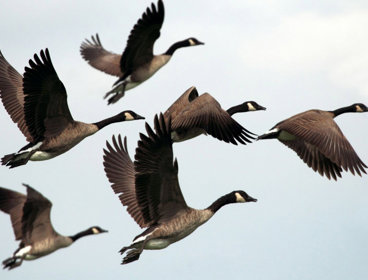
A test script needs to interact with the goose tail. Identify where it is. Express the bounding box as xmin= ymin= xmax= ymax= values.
xmin=2 ymin=256 xmax=22 ymax=270
xmin=1 ymin=152 xmax=31 ymax=168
